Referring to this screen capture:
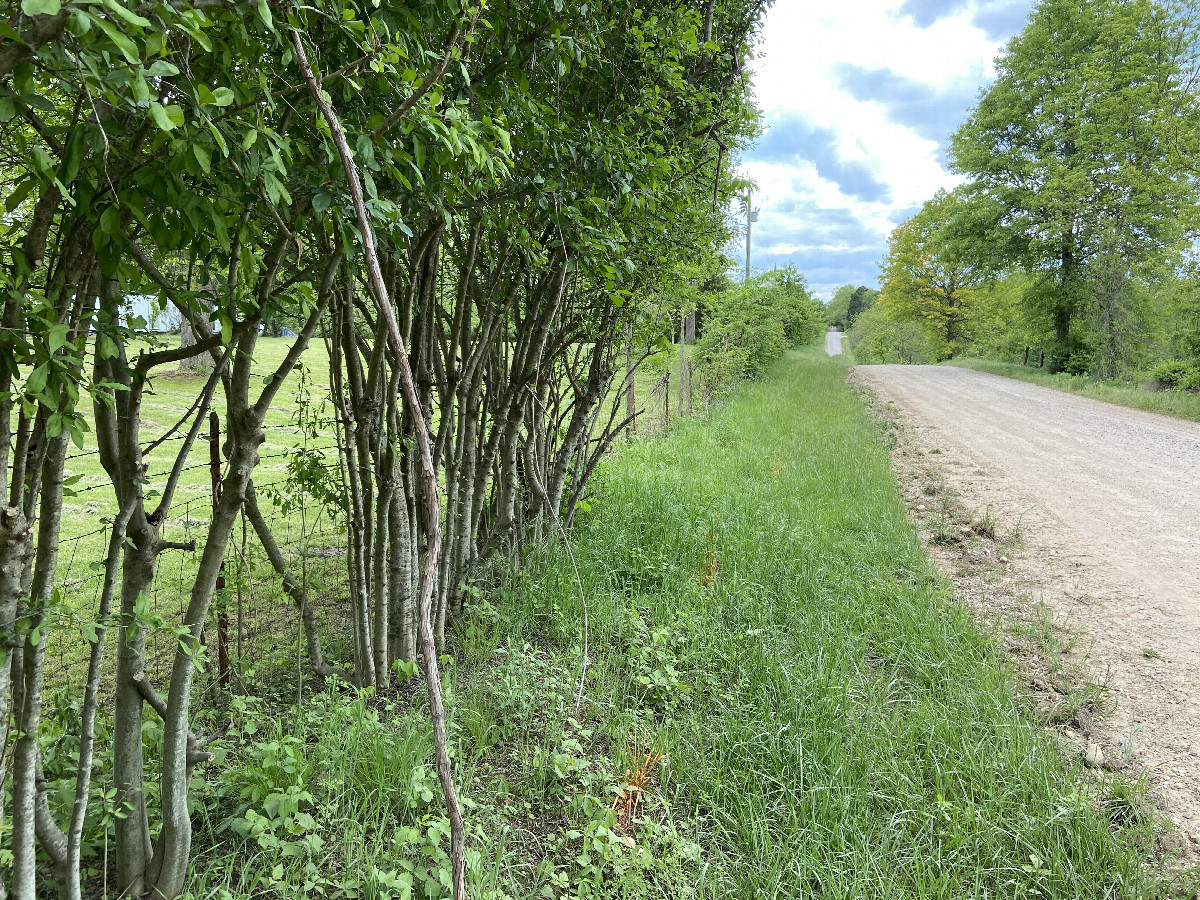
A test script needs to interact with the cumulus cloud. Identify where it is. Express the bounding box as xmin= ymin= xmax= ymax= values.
xmin=898 ymin=0 xmax=1031 ymax=41
xmin=753 ymin=117 xmax=892 ymax=204
xmin=898 ymin=0 xmax=972 ymax=28
xmin=740 ymin=0 xmax=1034 ymax=296
xmin=971 ymin=0 xmax=1032 ymax=39
xmin=832 ymin=65 xmax=980 ymax=144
